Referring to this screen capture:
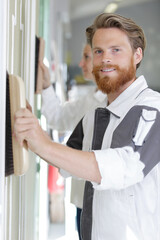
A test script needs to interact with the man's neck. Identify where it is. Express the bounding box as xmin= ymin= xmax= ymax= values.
xmin=107 ymin=78 xmax=136 ymax=105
